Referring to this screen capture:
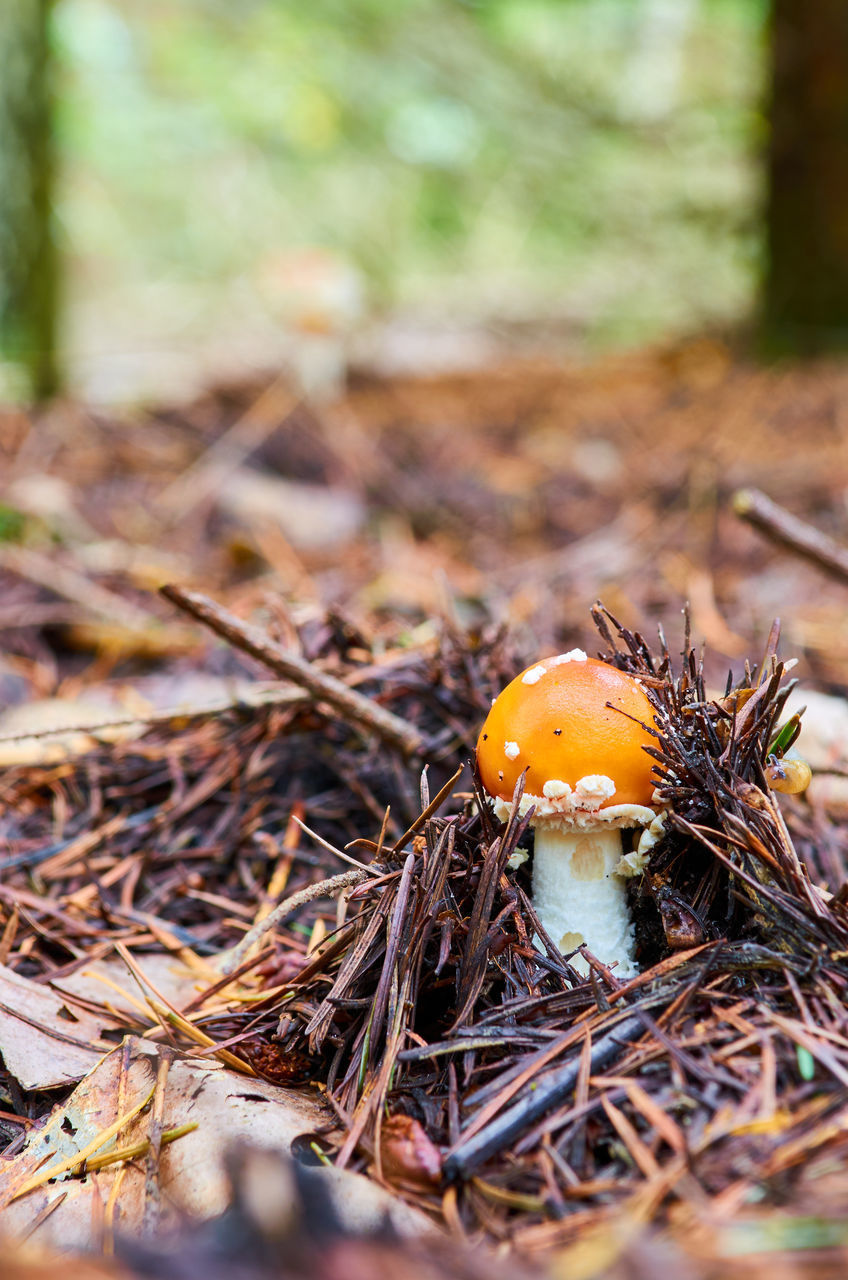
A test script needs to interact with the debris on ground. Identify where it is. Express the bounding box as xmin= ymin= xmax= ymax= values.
xmin=2 ymin=346 xmax=848 ymax=1276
